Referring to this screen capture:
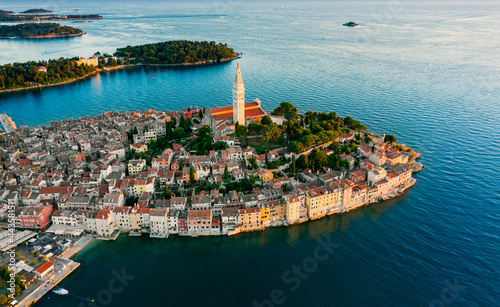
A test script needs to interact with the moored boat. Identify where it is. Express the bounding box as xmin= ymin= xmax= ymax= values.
xmin=53 ymin=287 xmax=69 ymax=295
